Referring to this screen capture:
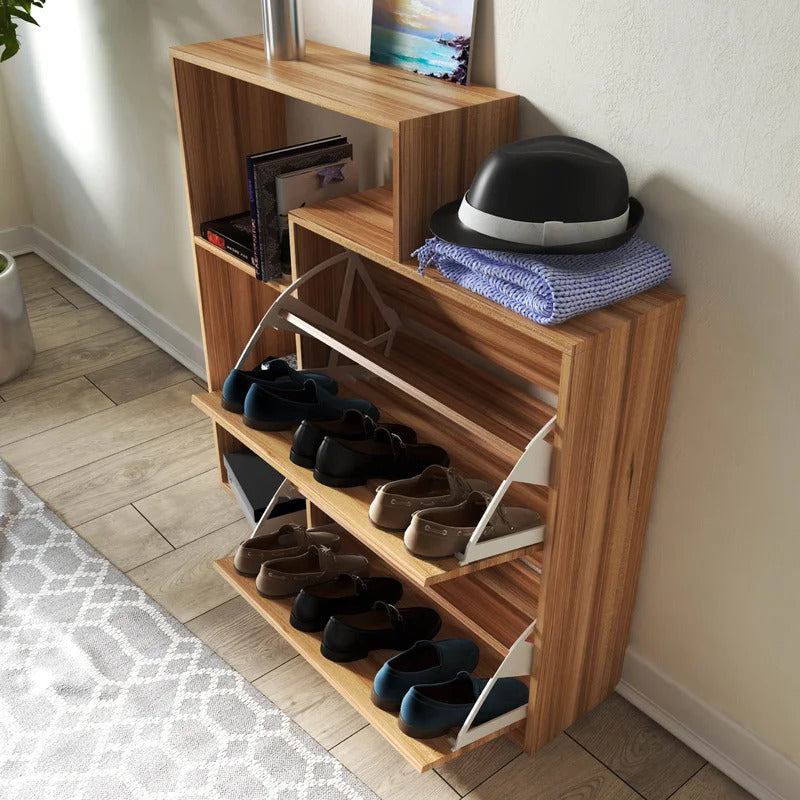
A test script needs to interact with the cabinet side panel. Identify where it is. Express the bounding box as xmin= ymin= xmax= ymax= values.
xmin=527 ymin=323 xmax=630 ymax=750
xmin=589 ymin=299 xmax=685 ymax=696
xmin=172 ymin=57 xmax=287 ymax=231
xmin=195 ymin=248 xmax=293 ymax=389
